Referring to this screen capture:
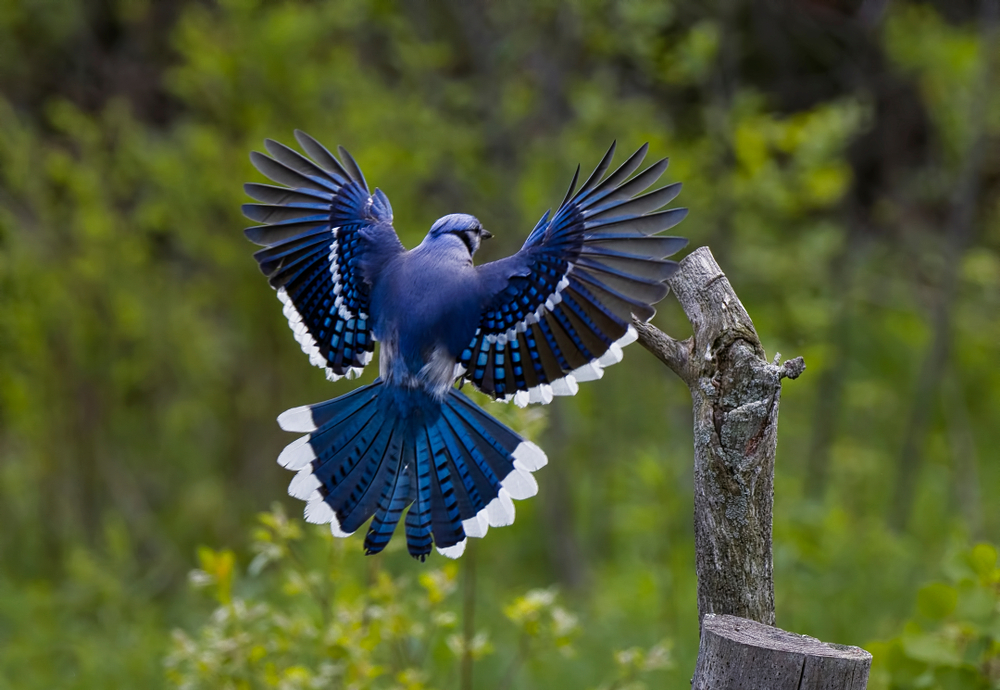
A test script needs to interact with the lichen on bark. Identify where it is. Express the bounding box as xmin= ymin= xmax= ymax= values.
xmin=634 ymin=247 xmax=804 ymax=625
